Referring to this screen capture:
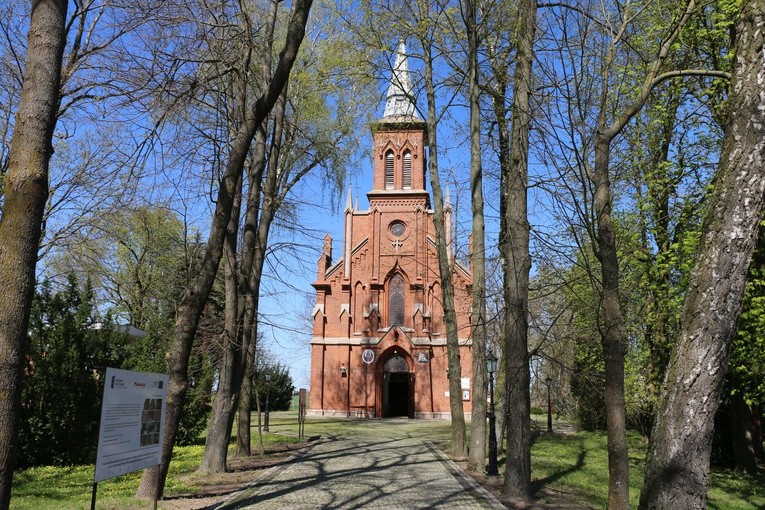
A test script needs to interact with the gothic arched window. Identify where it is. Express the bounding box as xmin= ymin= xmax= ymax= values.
xmin=402 ymin=150 xmax=412 ymax=189
xmin=389 ymin=273 xmax=405 ymax=326
xmin=385 ymin=151 xmax=395 ymax=190
xmin=353 ymin=281 xmax=364 ymax=333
